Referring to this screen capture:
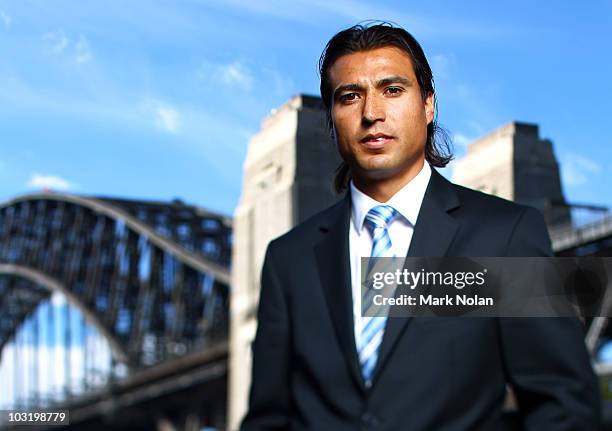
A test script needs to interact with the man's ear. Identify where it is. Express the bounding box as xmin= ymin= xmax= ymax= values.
xmin=425 ymin=92 xmax=434 ymax=124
